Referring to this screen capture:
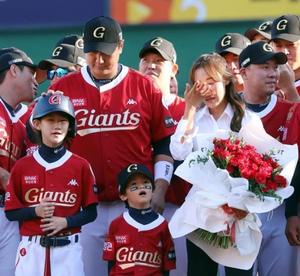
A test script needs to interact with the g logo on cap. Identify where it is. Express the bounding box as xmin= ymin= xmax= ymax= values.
xmin=259 ymin=22 xmax=269 ymax=31
xmin=276 ymin=19 xmax=288 ymax=31
xmin=150 ymin=38 xmax=163 ymax=47
xmin=221 ymin=35 xmax=231 ymax=47
xmin=93 ymin=27 xmax=105 ymax=39
xmin=127 ymin=164 xmax=138 ymax=172
xmin=52 ymin=46 xmax=63 ymax=57
xmin=263 ymin=43 xmax=273 ymax=52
